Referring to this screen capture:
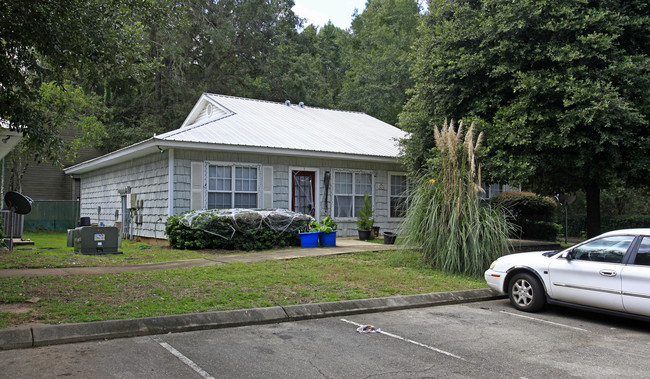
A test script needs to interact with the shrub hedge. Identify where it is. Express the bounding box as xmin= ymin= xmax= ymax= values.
xmin=165 ymin=209 xmax=312 ymax=250
xmin=565 ymin=214 xmax=650 ymax=237
xmin=490 ymin=191 xmax=560 ymax=241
